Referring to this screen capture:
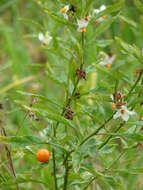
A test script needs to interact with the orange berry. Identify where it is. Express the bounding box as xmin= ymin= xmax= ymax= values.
xmin=106 ymin=63 xmax=111 ymax=69
xmin=36 ymin=149 xmax=50 ymax=163
xmin=81 ymin=27 xmax=86 ymax=33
